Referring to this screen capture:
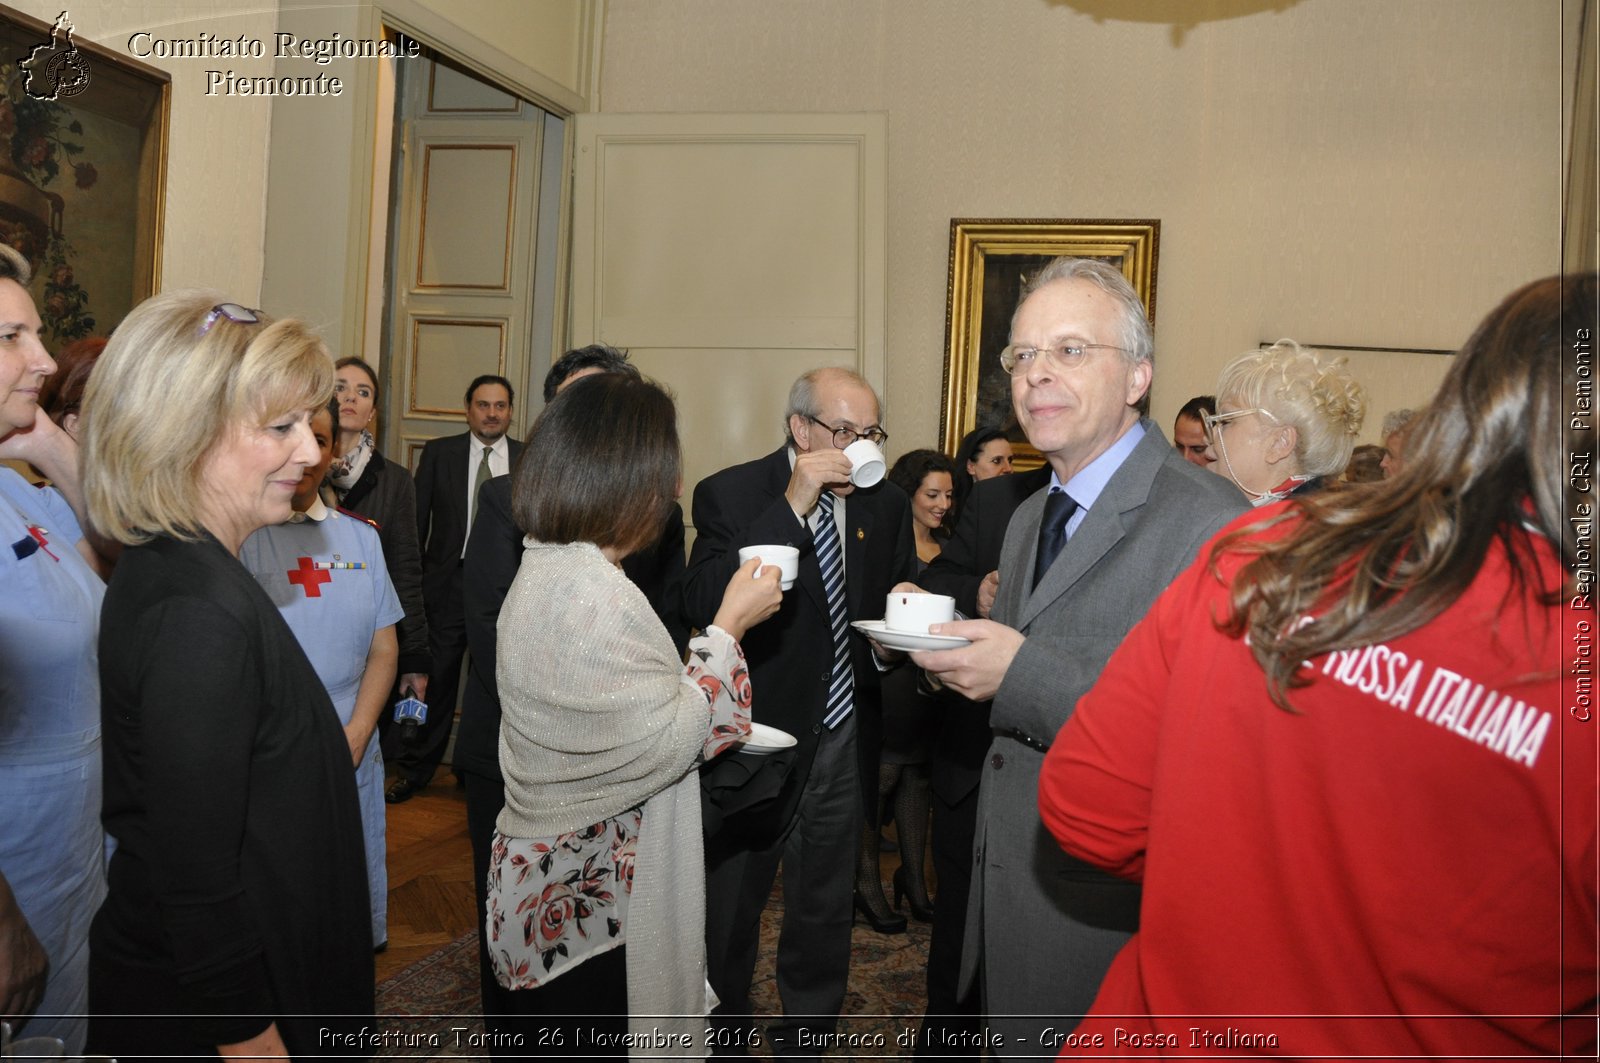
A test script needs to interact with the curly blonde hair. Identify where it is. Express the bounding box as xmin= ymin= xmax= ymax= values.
xmin=1214 ymin=274 xmax=1591 ymax=710
xmin=1214 ymin=340 xmax=1366 ymax=477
